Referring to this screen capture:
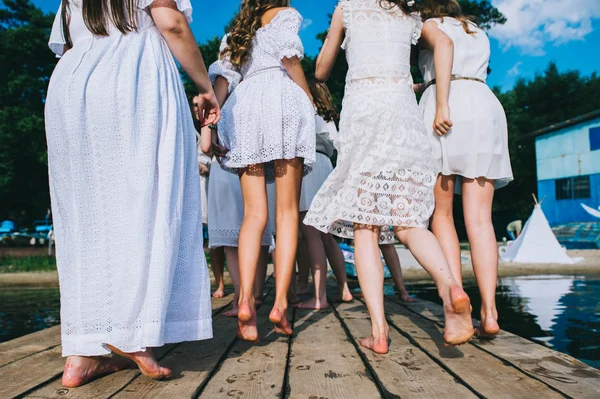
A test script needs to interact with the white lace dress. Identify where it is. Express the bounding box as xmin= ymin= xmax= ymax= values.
xmin=45 ymin=0 xmax=212 ymax=357
xmin=304 ymin=0 xmax=436 ymax=238
xmin=208 ymin=9 xmax=315 ymax=182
